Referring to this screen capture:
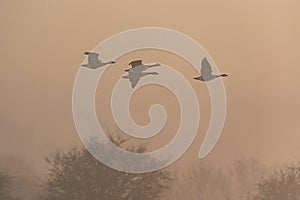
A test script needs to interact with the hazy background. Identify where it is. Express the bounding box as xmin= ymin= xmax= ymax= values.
xmin=0 ymin=0 xmax=299 ymax=198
